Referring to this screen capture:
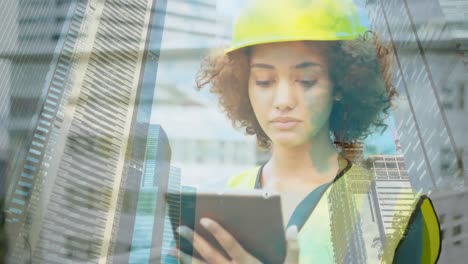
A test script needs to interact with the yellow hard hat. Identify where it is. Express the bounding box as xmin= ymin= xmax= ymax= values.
xmin=225 ymin=0 xmax=367 ymax=54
